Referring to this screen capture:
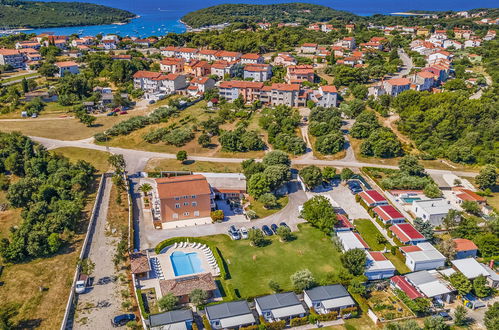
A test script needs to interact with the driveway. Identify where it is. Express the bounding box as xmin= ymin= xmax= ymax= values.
xmin=322 ymin=180 xmax=370 ymax=220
